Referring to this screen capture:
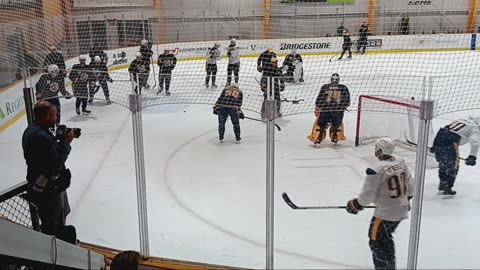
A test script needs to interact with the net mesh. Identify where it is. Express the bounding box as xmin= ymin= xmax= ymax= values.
xmin=0 ymin=0 xmax=477 ymax=117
